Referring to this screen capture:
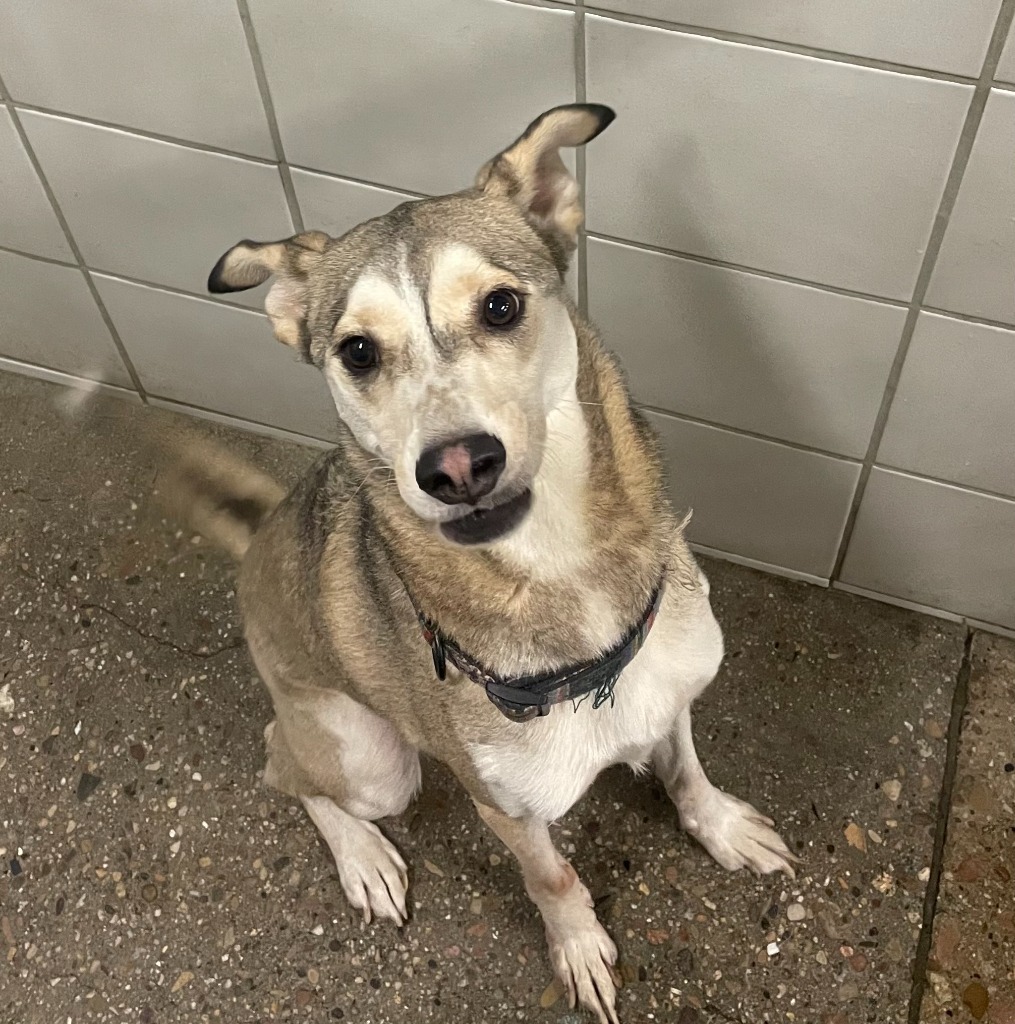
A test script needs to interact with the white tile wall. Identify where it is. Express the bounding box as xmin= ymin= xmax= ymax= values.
xmin=0 ymin=0 xmax=274 ymax=157
xmin=95 ymin=276 xmax=340 ymax=440
xmin=20 ymin=112 xmax=292 ymax=302
xmin=878 ymin=314 xmax=1015 ymax=496
xmin=927 ymin=90 xmax=1015 ymax=326
xmin=248 ymin=0 xmax=576 ymax=194
xmin=293 ymin=171 xmax=418 ymax=240
xmin=0 ymin=108 xmax=71 ymax=260
xmin=585 ymin=18 xmax=973 ymax=299
xmin=587 ymin=238 xmax=905 ymax=456
xmin=841 ymin=469 xmax=1015 ymax=629
xmin=647 ymin=412 xmax=860 ymax=577
xmin=589 ymin=0 xmax=1002 ymax=76
xmin=0 ymin=251 xmax=129 ymax=386
xmin=1 ymin=0 xmax=1011 ymax=631
xmin=996 ymin=19 xmax=1015 ymax=83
